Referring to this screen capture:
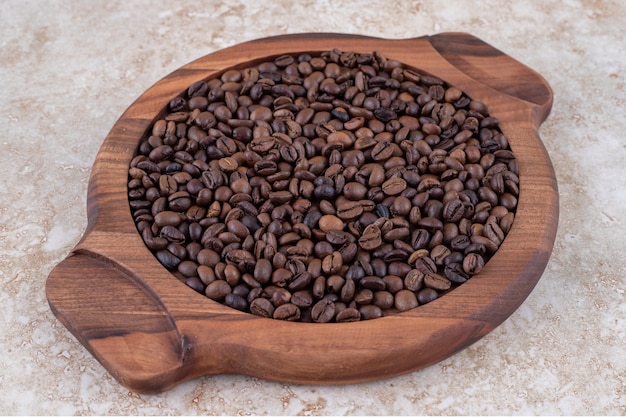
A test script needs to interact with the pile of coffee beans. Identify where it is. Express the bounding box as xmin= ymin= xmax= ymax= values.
xmin=128 ymin=49 xmax=519 ymax=322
